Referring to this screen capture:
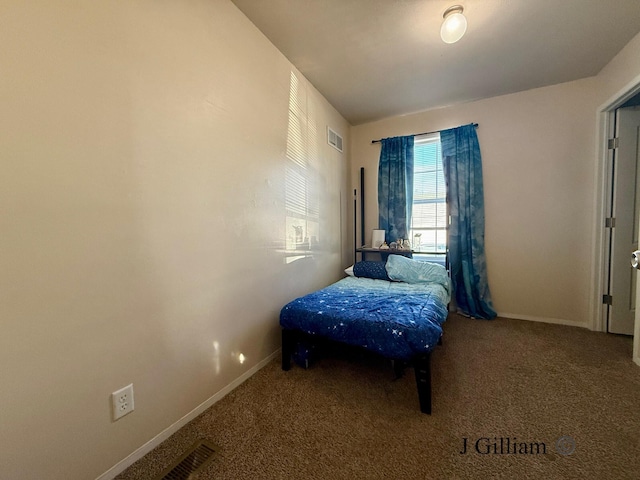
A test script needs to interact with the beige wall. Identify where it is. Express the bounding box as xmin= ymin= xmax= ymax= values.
xmin=595 ymin=31 xmax=640 ymax=106
xmin=351 ymin=77 xmax=600 ymax=326
xmin=0 ymin=1 xmax=349 ymax=479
